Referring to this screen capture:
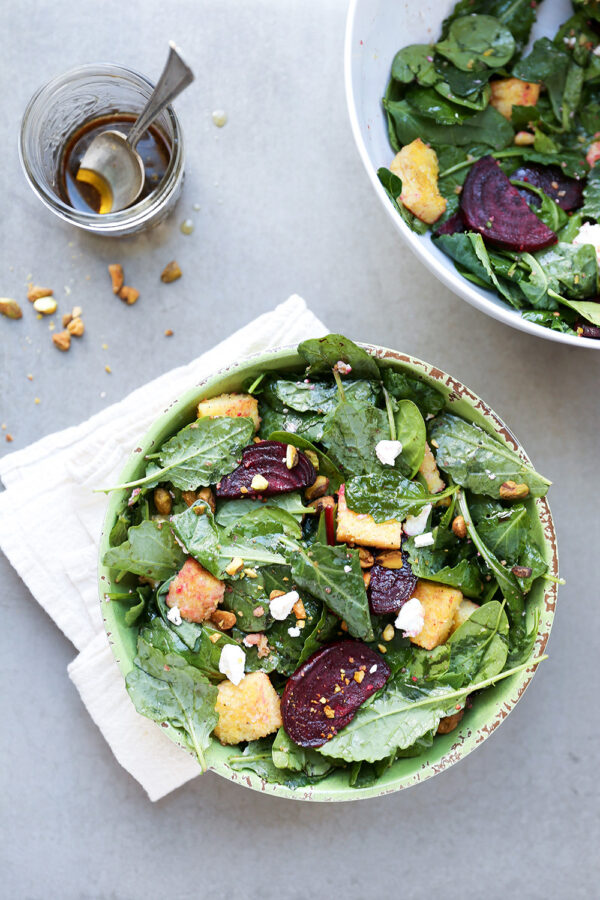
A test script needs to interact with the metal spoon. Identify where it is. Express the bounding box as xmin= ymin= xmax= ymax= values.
xmin=76 ymin=42 xmax=194 ymax=213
